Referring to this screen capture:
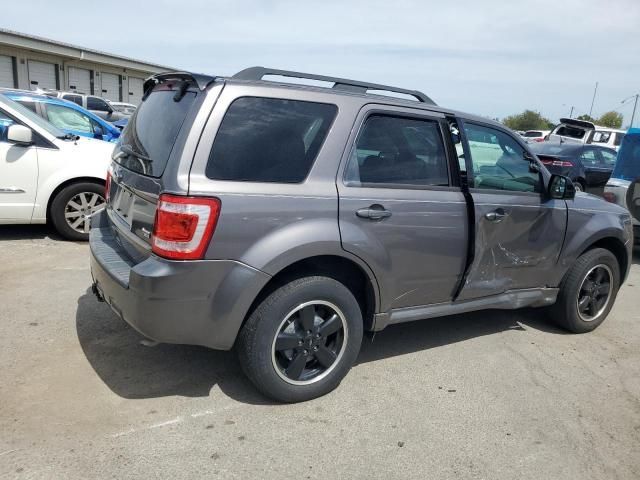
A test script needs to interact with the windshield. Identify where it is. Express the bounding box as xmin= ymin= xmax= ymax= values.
xmin=116 ymin=82 xmax=199 ymax=177
xmin=611 ymin=131 xmax=640 ymax=180
xmin=0 ymin=94 xmax=65 ymax=138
